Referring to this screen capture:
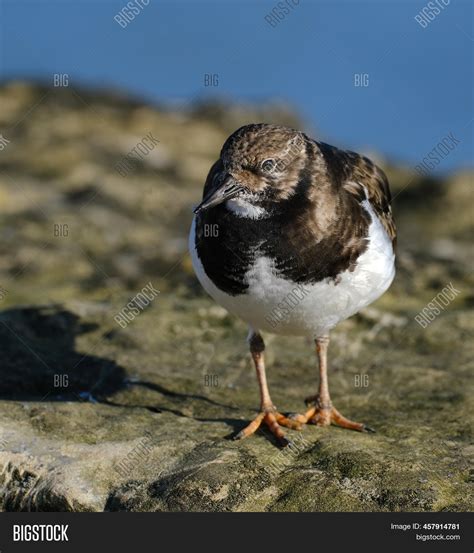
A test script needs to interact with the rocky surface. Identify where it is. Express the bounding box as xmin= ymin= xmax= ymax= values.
xmin=0 ymin=81 xmax=472 ymax=511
